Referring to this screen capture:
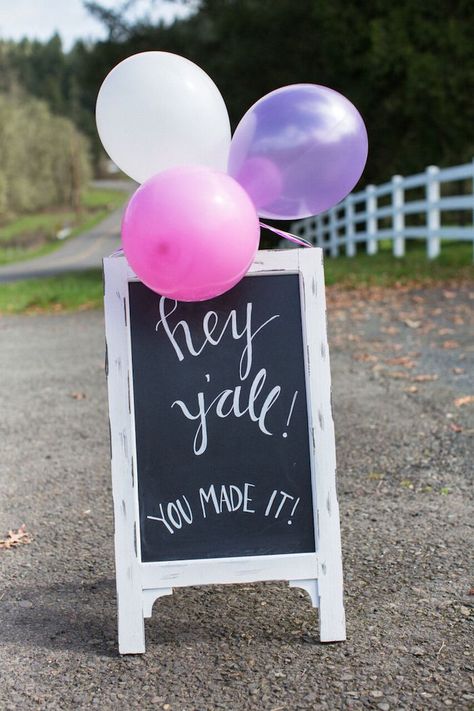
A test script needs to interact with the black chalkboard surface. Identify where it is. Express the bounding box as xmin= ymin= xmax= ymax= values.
xmin=129 ymin=274 xmax=315 ymax=563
